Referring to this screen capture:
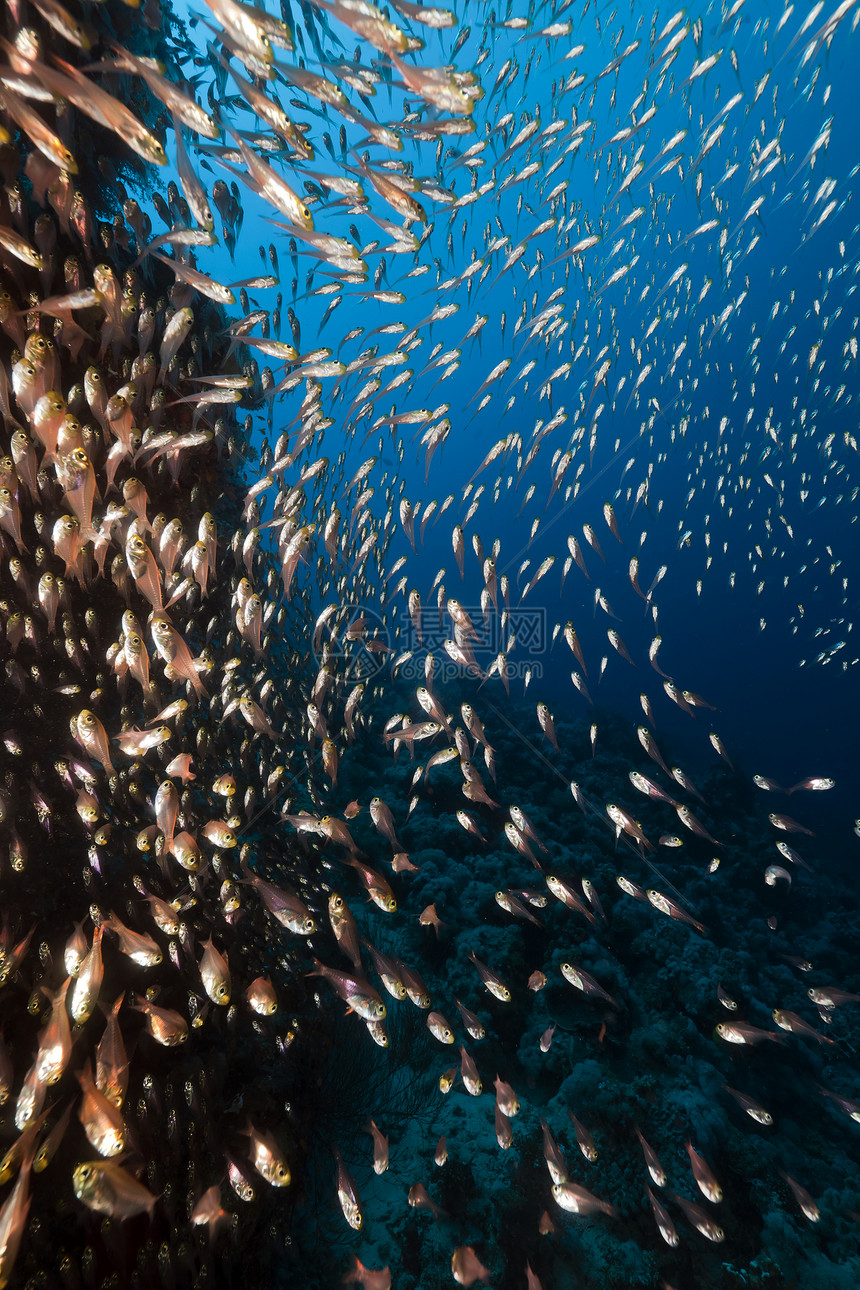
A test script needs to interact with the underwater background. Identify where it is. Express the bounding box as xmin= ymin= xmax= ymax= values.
xmin=0 ymin=0 xmax=858 ymax=1286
